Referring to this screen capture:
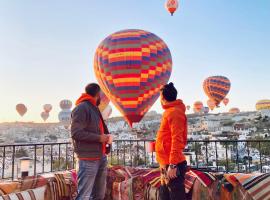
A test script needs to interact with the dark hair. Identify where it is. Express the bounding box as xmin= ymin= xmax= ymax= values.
xmin=85 ymin=83 xmax=101 ymax=97
xmin=161 ymin=82 xmax=177 ymax=102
